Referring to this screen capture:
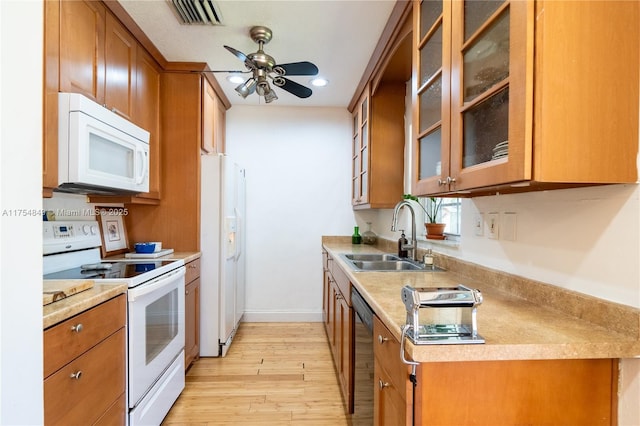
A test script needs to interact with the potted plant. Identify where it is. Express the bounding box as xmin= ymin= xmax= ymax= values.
xmin=403 ymin=194 xmax=446 ymax=239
